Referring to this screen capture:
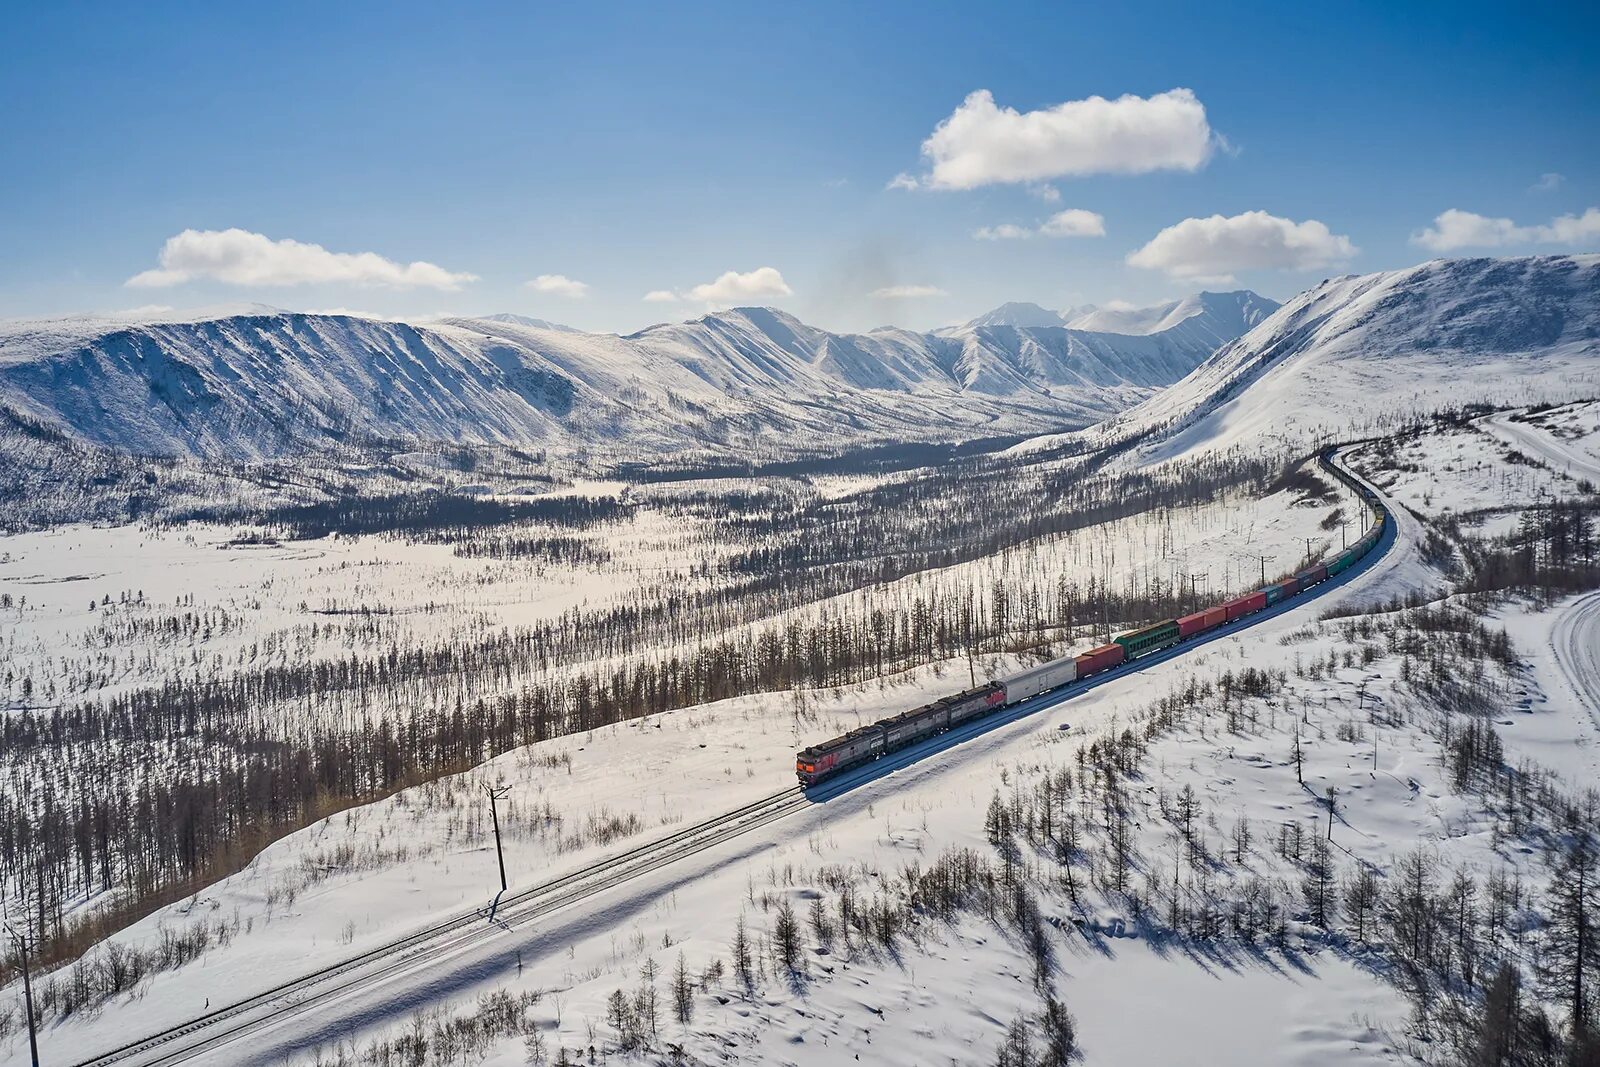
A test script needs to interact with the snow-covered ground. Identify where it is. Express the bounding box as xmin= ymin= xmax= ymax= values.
xmin=21 ymin=435 xmax=1585 ymax=1067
